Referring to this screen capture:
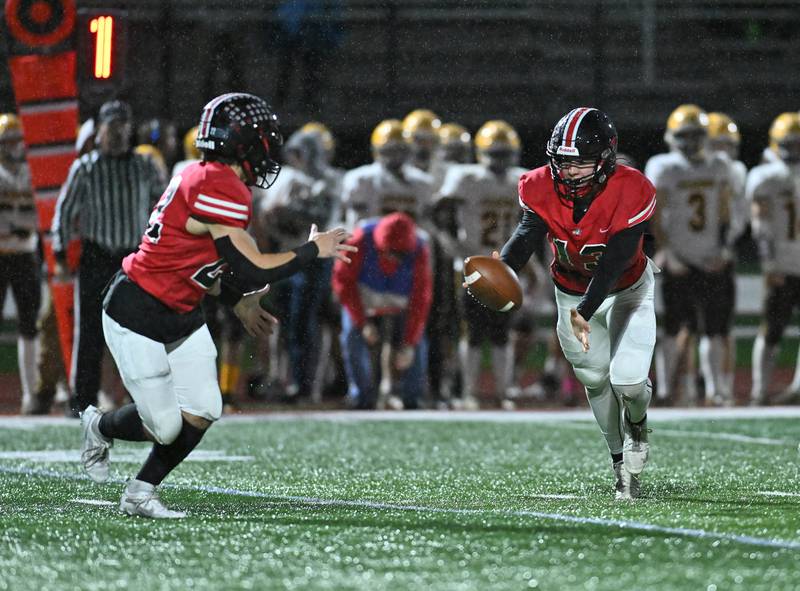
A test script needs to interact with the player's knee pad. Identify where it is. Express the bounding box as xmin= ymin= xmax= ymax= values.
xmin=611 ymin=379 xmax=652 ymax=406
xmin=146 ymin=409 xmax=183 ymax=445
xmin=572 ymin=366 xmax=608 ymax=391
xmin=181 ymin=383 xmax=223 ymax=423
